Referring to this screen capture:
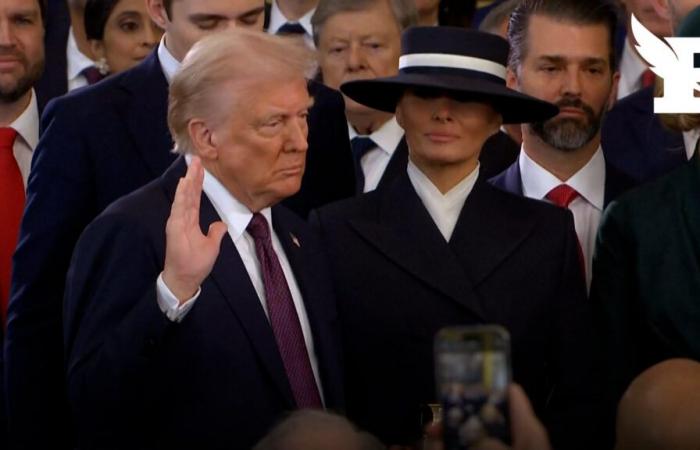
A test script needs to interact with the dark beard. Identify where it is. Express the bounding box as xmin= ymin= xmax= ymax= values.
xmin=529 ymin=96 xmax=604 ymax=152
xmin=0 ymin=54 xmax=44 ymax=103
